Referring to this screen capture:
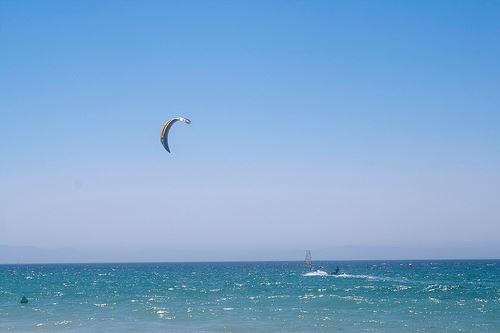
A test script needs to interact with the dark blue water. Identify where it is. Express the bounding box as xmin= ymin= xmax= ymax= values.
xmin=1 ymin=260 xmax=499 ymax=332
